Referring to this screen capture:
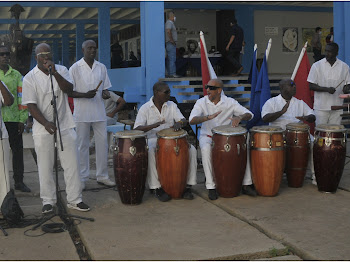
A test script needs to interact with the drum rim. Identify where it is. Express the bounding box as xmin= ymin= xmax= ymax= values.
xmin=212 ymin=125 xmax=247 ymax=136
xmin=286 ymin=123 xmax=310 ymax=131
xmin=250 ymin=125 xmax=284 ymax=133
xmin=315 ymin=126 xmax=347 ymax=133
xmin=114 ymin=130 xmax=147 ymax=138
xmin=156 ymin=129 xmax=188 ymax=139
